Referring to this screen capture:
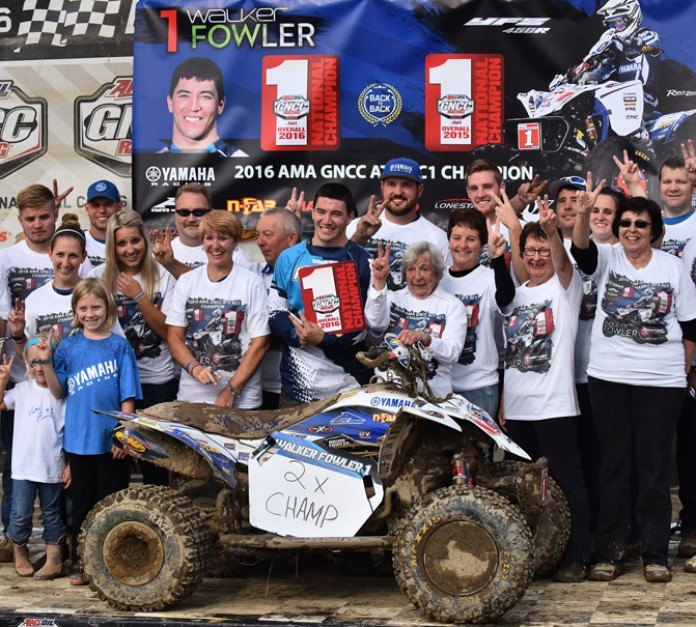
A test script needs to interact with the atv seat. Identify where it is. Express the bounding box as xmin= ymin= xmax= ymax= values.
xmin=137 ymin=396 xmax=341 ymax=439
